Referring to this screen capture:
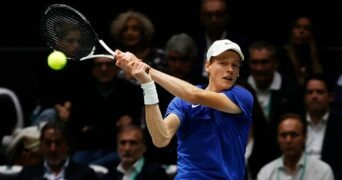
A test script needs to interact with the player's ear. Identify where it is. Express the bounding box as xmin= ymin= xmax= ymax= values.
xmin=204 ymin=60 xmax=210 ymax=72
